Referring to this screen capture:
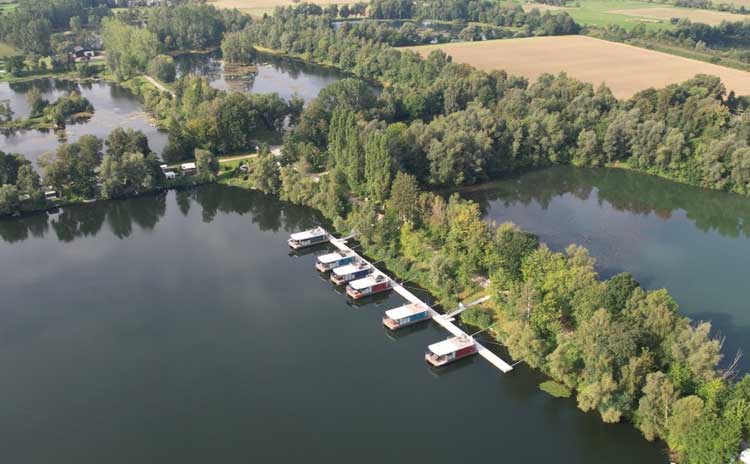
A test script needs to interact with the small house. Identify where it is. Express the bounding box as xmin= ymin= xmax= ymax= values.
xmin=71 ymin=46 xmax=95 ymax=61
xmin=160 ymin=164 xmax=169 ymax=171
xmin=164 ymin=171 xmax=177 ymax=180
xmin=43 ymin=189 xmax=58 ymax=200
xmin=180 ymin=162 xmax=197 ymax=176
